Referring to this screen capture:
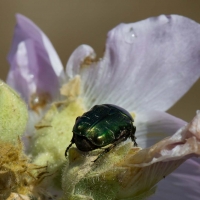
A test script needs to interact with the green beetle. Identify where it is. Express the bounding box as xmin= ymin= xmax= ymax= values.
xmin=65 ymin=104 xmax=137 ymax=162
